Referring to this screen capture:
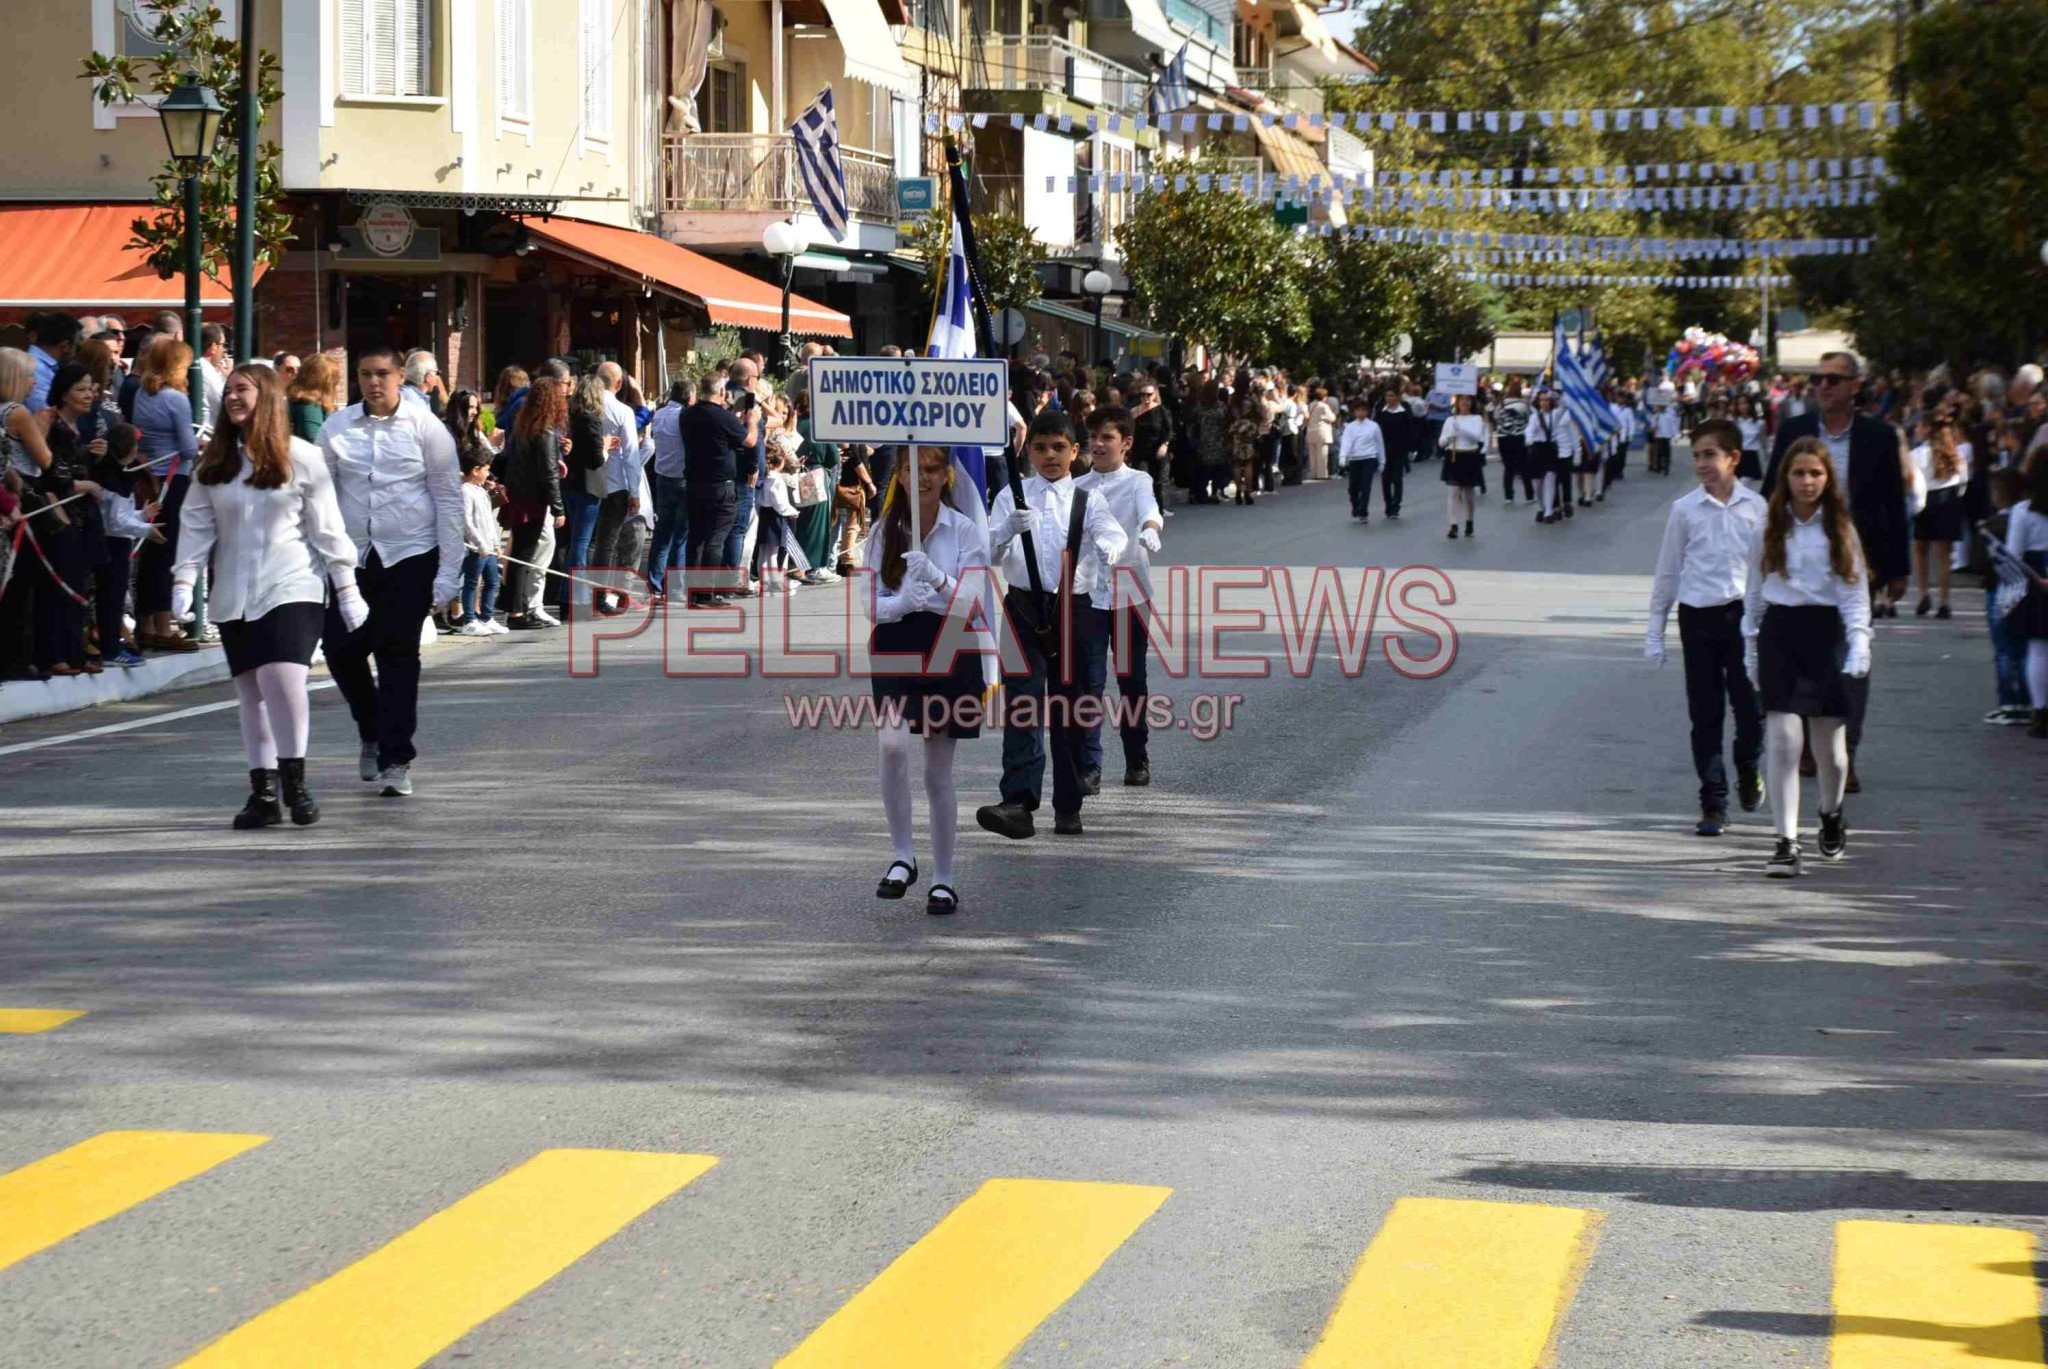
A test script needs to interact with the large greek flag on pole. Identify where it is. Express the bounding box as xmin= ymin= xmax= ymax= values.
xmin=1554 ymin=317 xmax=1616 ymax=449
xmin=926 ymin=175 xmax=988 ymax=498
xmin=1149 ymin=42 xmax=1193 ymax=118
xmin=790 ymin=88 xmax=848 ymax=240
